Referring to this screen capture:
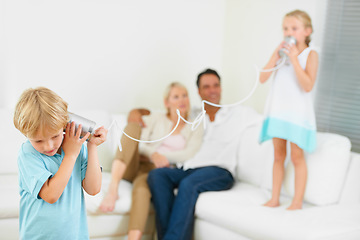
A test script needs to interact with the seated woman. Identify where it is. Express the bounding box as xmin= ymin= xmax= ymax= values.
xmin=99 ymin=82 xmax=203 ymax=240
